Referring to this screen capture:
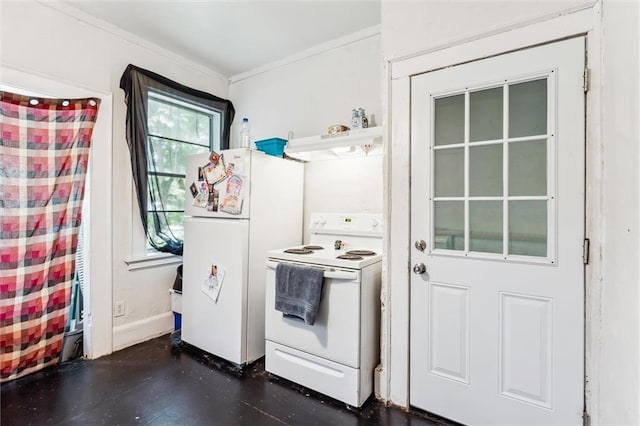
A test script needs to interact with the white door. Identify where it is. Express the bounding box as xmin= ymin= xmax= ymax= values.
xmin=410 ymin=38 xmax=585 ymax=425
